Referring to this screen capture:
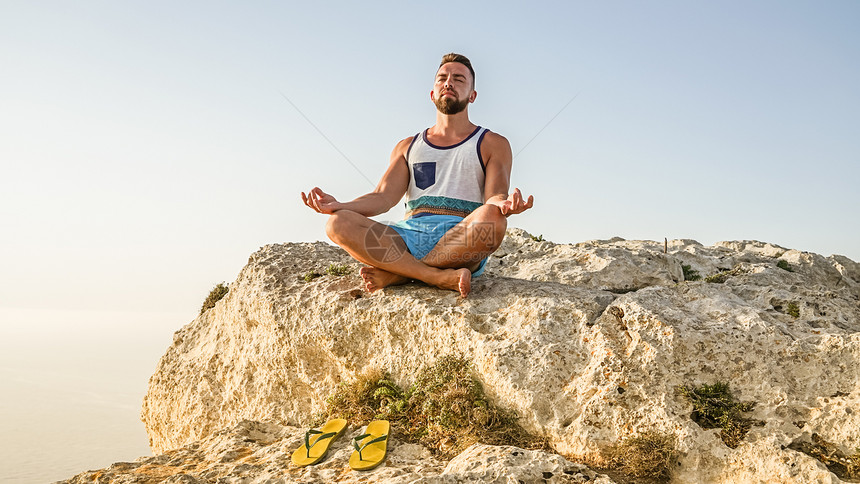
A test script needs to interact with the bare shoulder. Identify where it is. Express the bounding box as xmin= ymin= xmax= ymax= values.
xmin=483 ymin=130 xmax=510 ymax=146
xmin=391 ymin=135 xmax=418 ymax=159
xmin=480 ymin=130 xmax=512 ymax=161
